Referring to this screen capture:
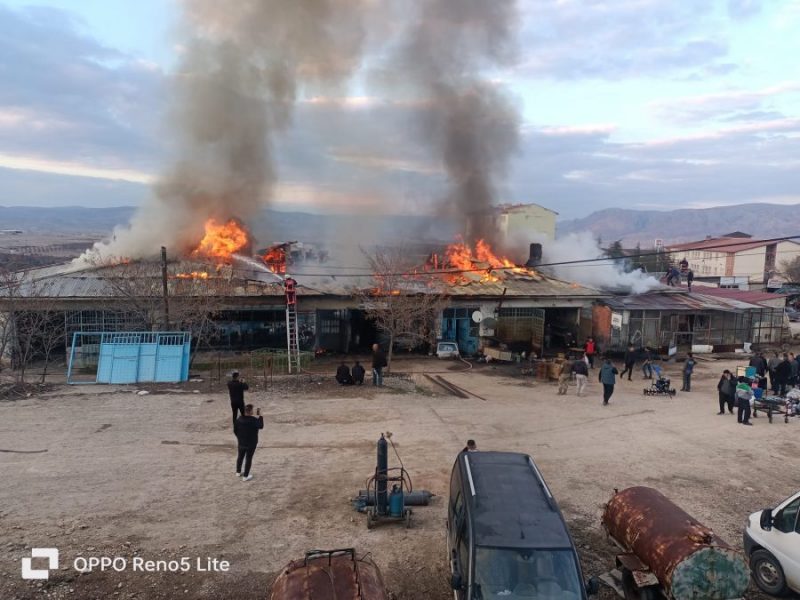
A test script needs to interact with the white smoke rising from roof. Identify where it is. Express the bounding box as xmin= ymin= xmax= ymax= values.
xmin=542 ymin=232 xmax=662 ymax=294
